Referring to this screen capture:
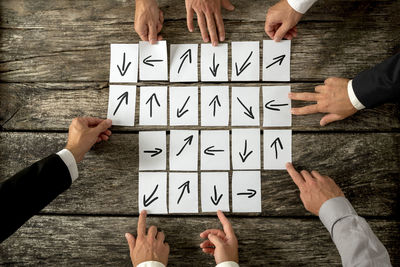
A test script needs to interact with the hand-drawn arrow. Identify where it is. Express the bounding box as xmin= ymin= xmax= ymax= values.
xmin=117 ymin=52 xmax=132 ymax=76
xmin=113 ymin=91 xmax=128 ymax=116
xmin=239 ymin=139 xmax=253 ymax=163
xmin=270 ymin=137 xmax=283 ymax=159
xmin=209 ymin=95 xmax=221 ymax=117
xmin=235 ymin=51 xmax=253 ymax=76
xmin=265 ymin=55 xmax=286 ymax=69
xmin=237 ymin=189 xmax=257 ymax=198
xmin=176 ymin=135 xmax=194 ymax=156
xmin=143 ymin=184 xmax=159 ymax=207
xmin=144 ymin=148 xmax=162 ymax=157
xmin=177 ymin=181 xmax=190 ymax=204
xmin=237 ymin=97 xmax=255 ymax=119
xmin=178 ymin=49 xmax=192 ymax=74
xmin=143 ymin=55 xmax=163 ymax=67
xmin=145 ymin=93 xmax=160 ymax=118
xmin=265 ymin=100 xmax=289 ymax=111
xmin=176 ymin=96 xmax=190 ymax=118
xmin=209 ymin=53 xmax=220 ymax=77
xmin=204 ymin=146 xmax=224 ymax=156
xmin=210 ymin=185 xmax=223 ymax=205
